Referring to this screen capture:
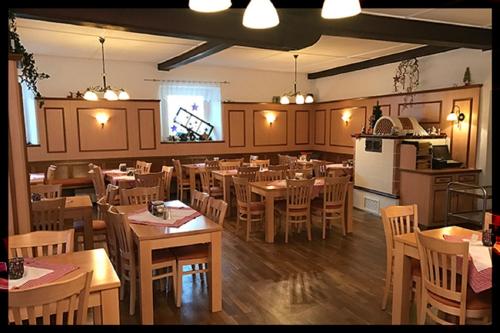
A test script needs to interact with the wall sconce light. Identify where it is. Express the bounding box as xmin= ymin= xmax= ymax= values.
xmin=95 ymin=113 xmax=109 ymax=129
xmin=447 ymin=105 xmax=465 ymax=129
xmin=265 ymin=113 xmax=277 ymax=127
xmin=341 ymin=112 xmax=351 ymax=125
